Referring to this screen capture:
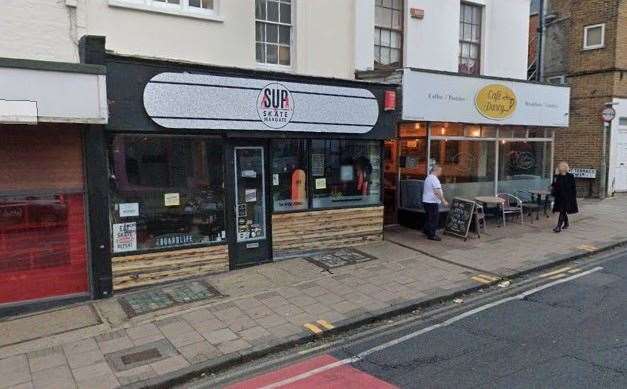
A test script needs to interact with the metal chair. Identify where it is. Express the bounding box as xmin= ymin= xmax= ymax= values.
xmin=497 ymin=193 xmax=524 ymax=226
xmin=514 ymin=190 xmax=542 ymax=223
